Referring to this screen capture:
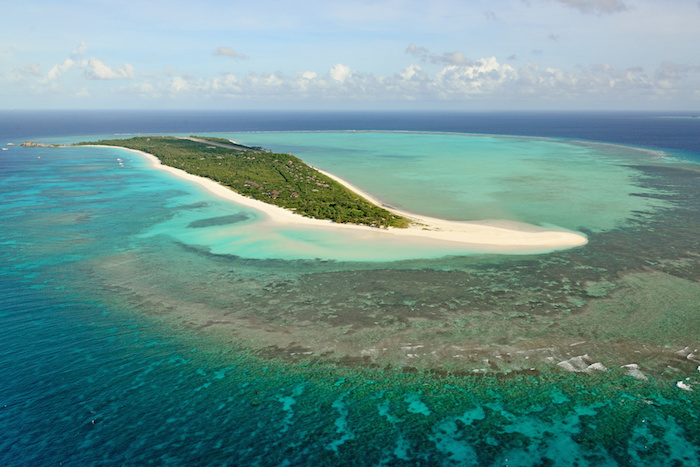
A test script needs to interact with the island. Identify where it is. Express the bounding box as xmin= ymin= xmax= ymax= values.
xmin=79 ymin=136 xmax=409 ymax=228
xmin=76 ymin=136 xmax=589 ymax=252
